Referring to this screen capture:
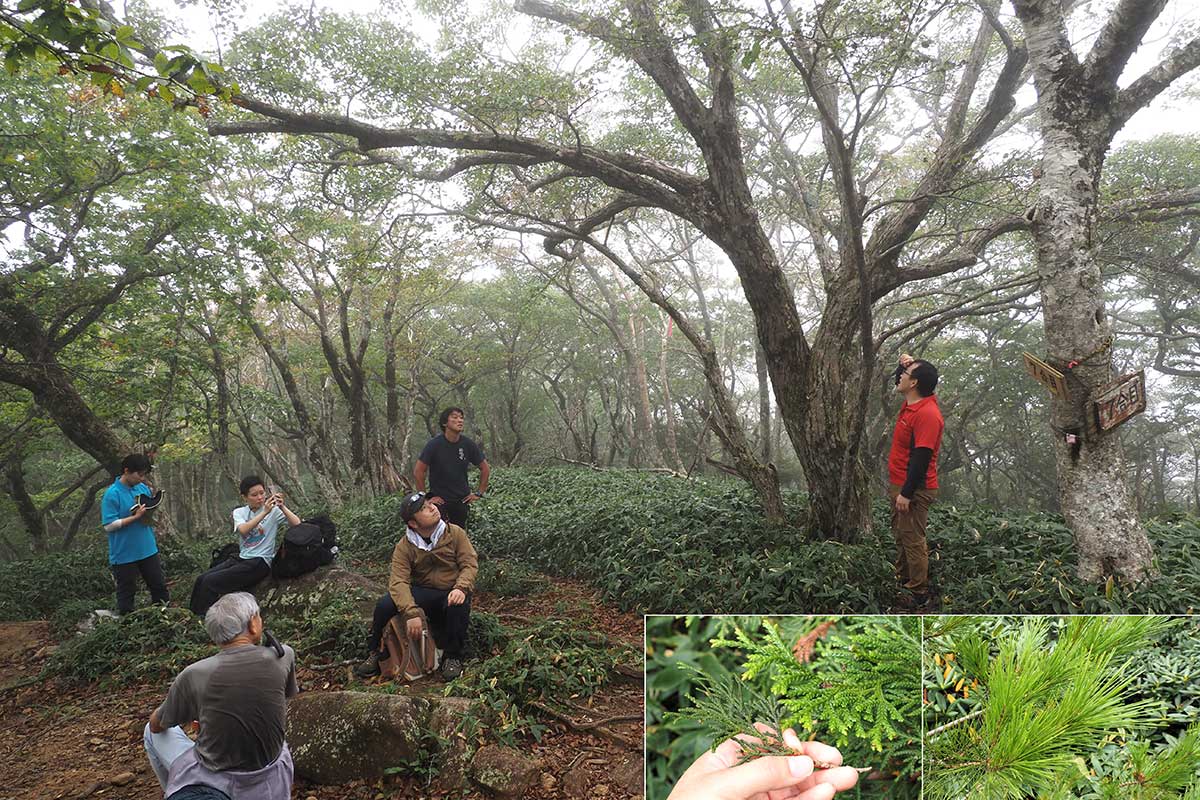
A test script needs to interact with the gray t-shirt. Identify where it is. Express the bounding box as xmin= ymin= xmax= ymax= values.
xmin=156 ymin=643 xmax=298 ymax=772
